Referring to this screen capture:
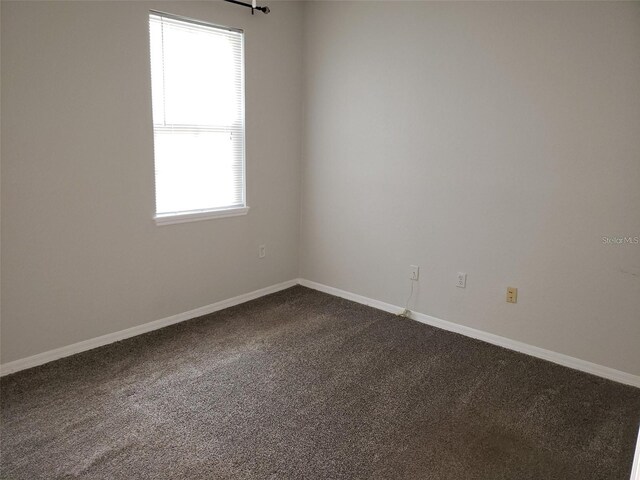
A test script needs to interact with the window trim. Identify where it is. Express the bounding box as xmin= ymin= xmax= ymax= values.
xmin=155 ymin=206 xmax=250 ymax=226
xmin=149 ymin=10 xmax=247 ymax=226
